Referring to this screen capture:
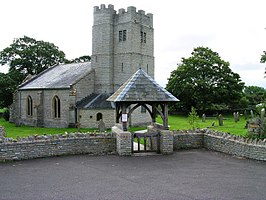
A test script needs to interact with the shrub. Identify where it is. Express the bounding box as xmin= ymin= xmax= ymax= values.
xmin=188 ymin=107 xmax=199 ymax=130
xmin=3 ymin=109 xmax=10 ymax=121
